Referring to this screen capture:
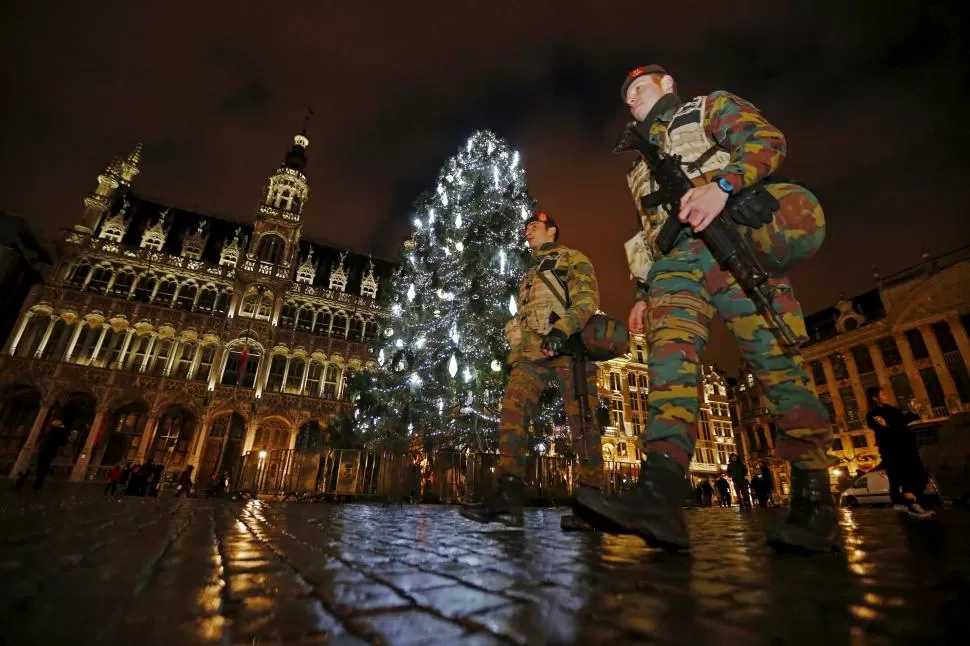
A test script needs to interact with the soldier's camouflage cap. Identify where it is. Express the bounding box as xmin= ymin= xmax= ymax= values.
xmin=621 ymin=64 xmax=668 ymax=100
